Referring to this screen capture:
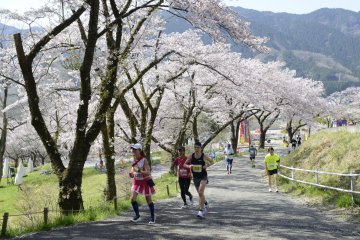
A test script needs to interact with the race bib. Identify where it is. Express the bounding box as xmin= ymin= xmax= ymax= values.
xmin=179 ymin=169 xmax=188 ymax=177
xmin=134 ymin=172 xmax=144 ymax=180
xmin=269 ymin=164 xmax=275 ymax=168
xmin=192 ymin=165 xmax=202 ymax=173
